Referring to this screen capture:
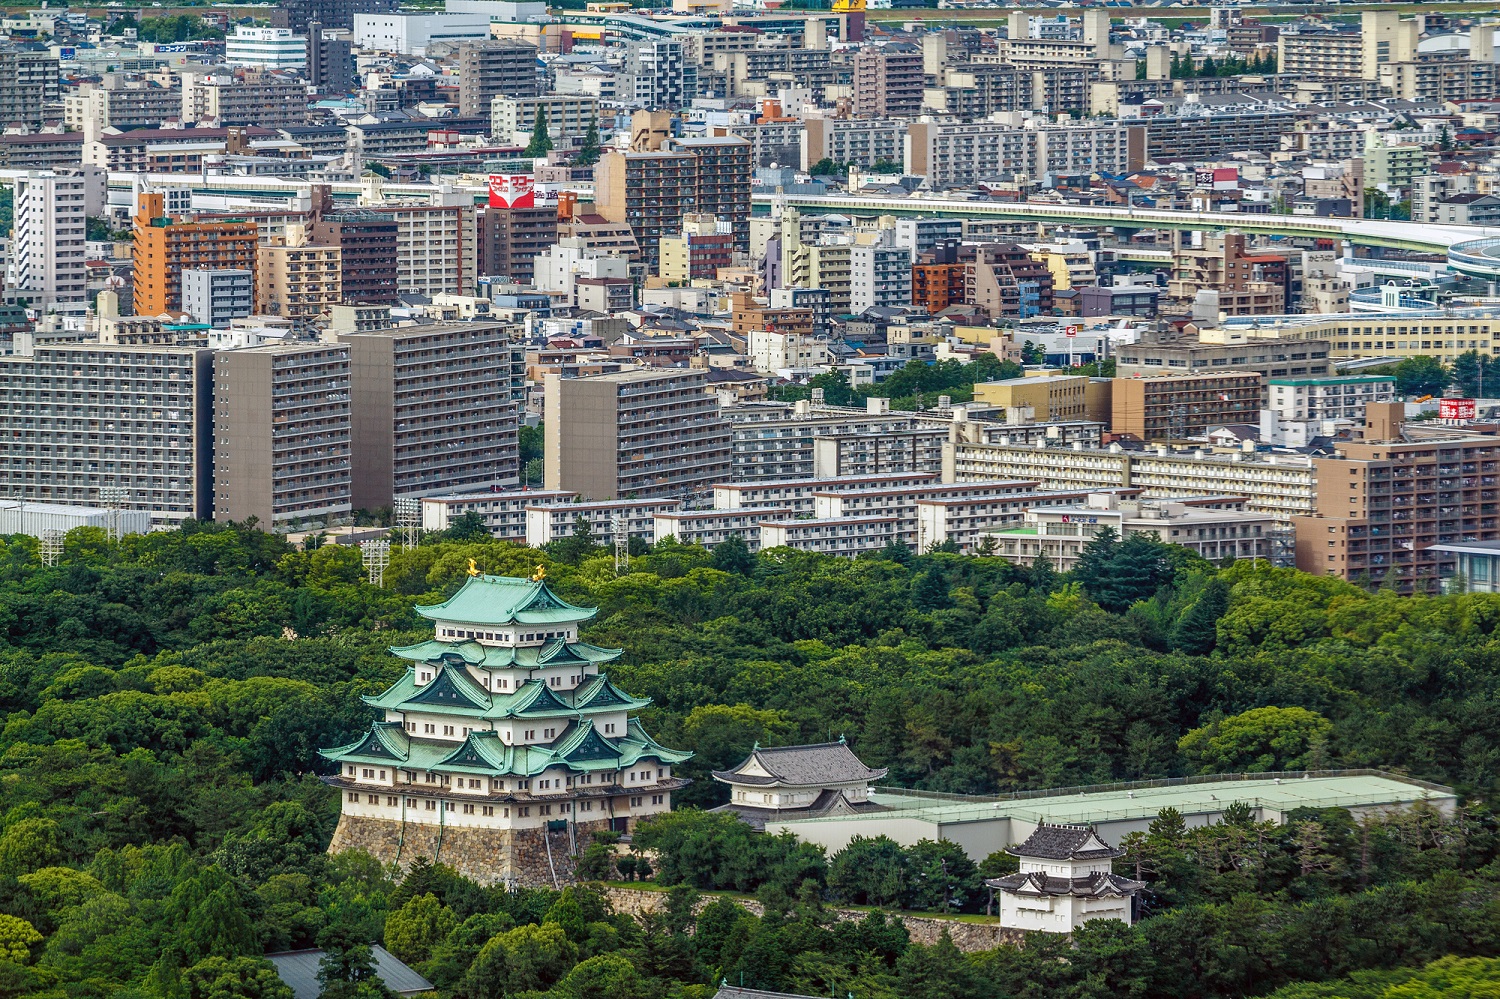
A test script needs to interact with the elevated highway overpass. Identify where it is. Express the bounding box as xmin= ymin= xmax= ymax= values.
xmin=751 ymin=193 xmax=1496 ymax=255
